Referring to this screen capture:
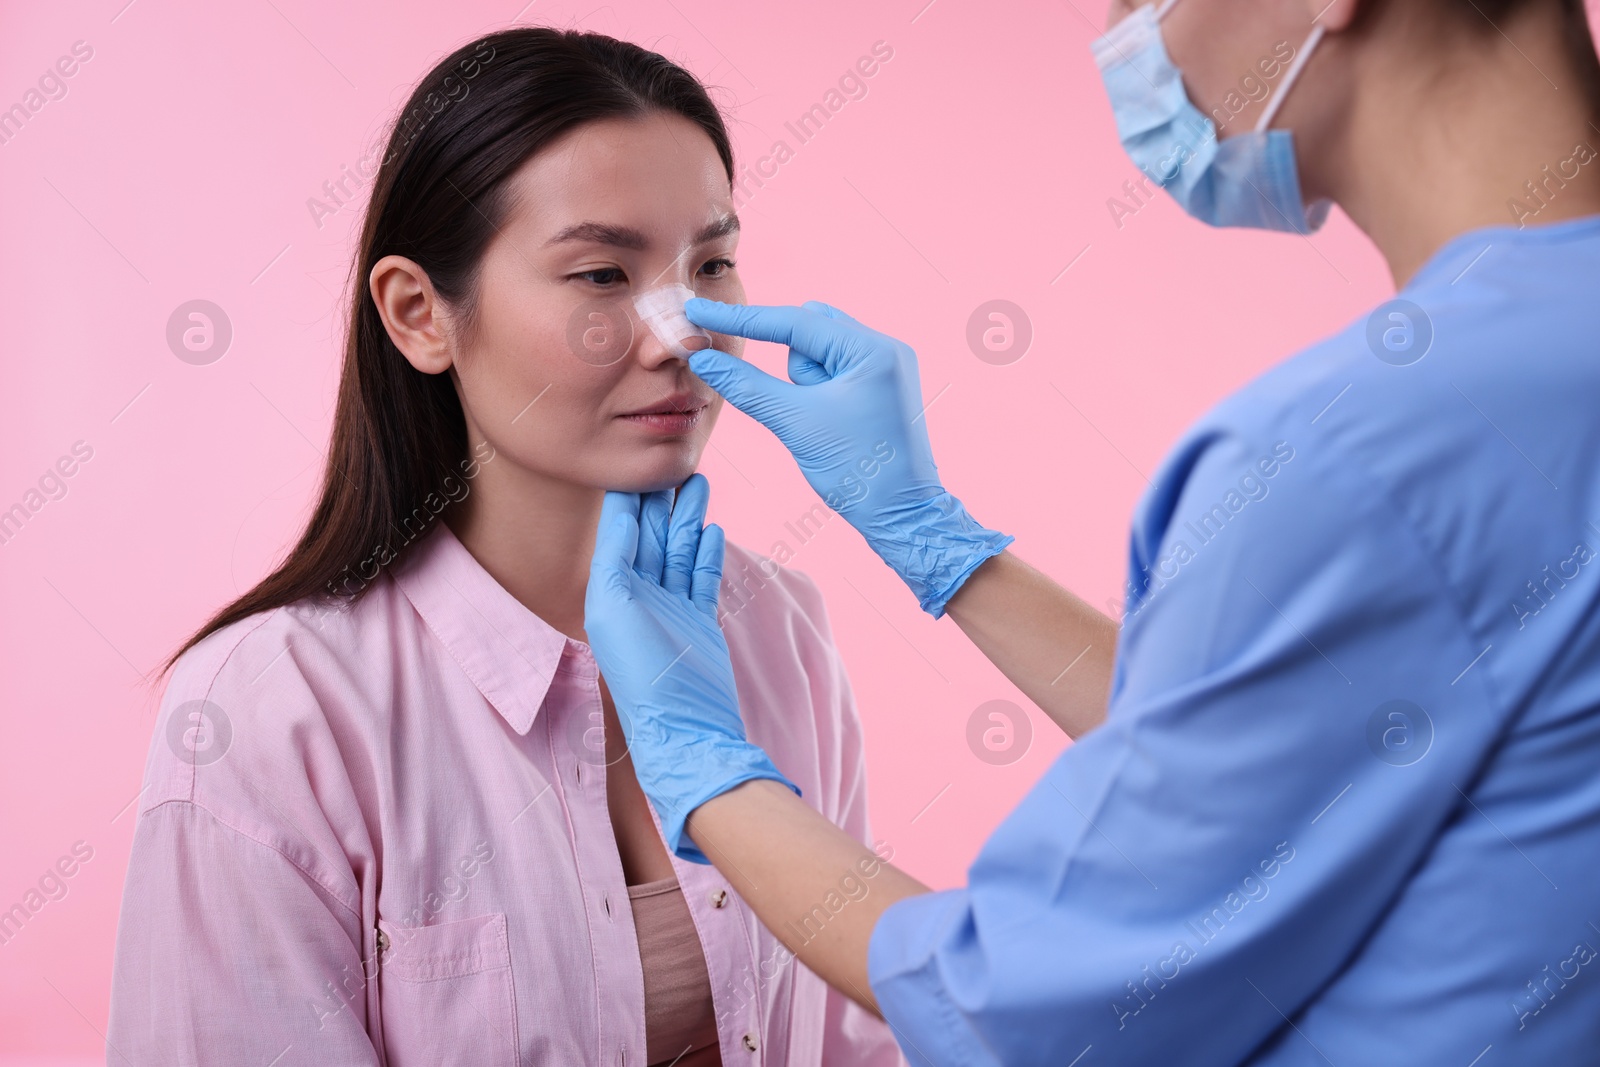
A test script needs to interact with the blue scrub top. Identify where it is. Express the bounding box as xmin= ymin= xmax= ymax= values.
xmin=868 ymin=215 xmax=1600 ymax=1064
